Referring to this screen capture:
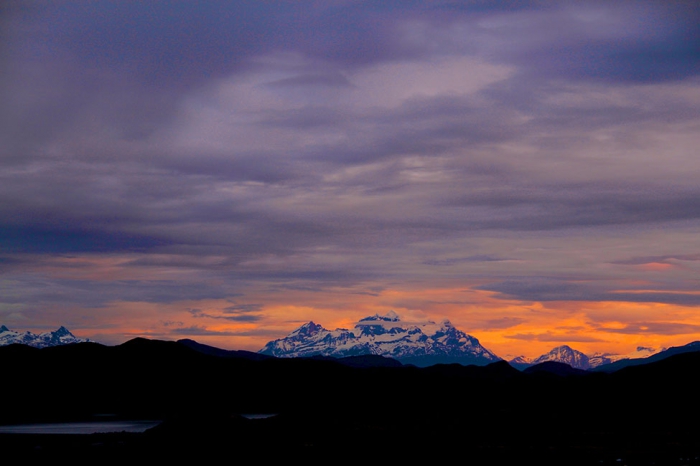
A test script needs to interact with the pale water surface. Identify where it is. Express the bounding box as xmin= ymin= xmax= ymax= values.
xmin=0 ymin=421 xmax=160 ymax=434
xmin=240 ymin=413 xmax=277 ymax=420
